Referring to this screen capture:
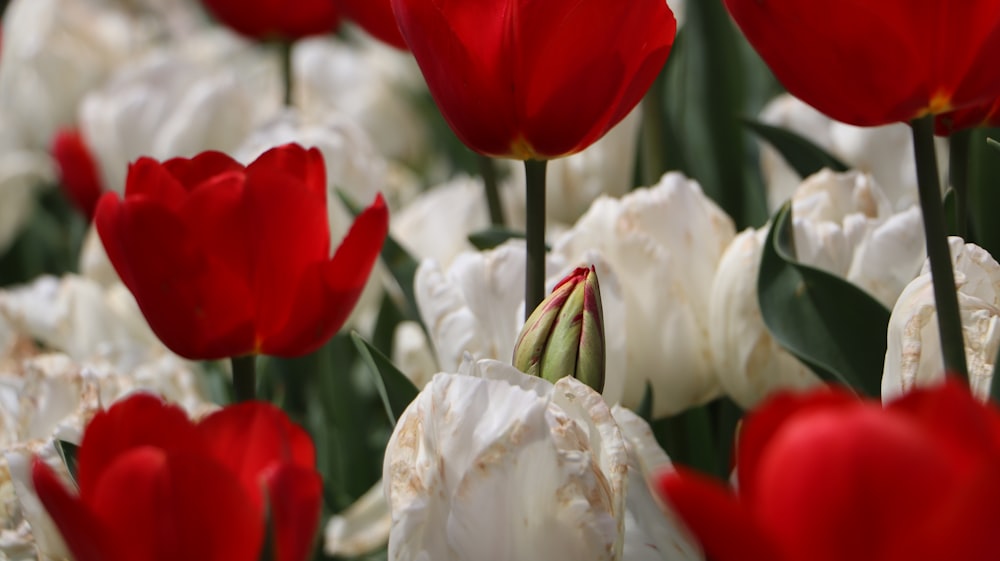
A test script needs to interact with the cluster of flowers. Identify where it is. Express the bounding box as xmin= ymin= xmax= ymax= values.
xmin=1 ymin=0 xmax=1000 ymax=560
